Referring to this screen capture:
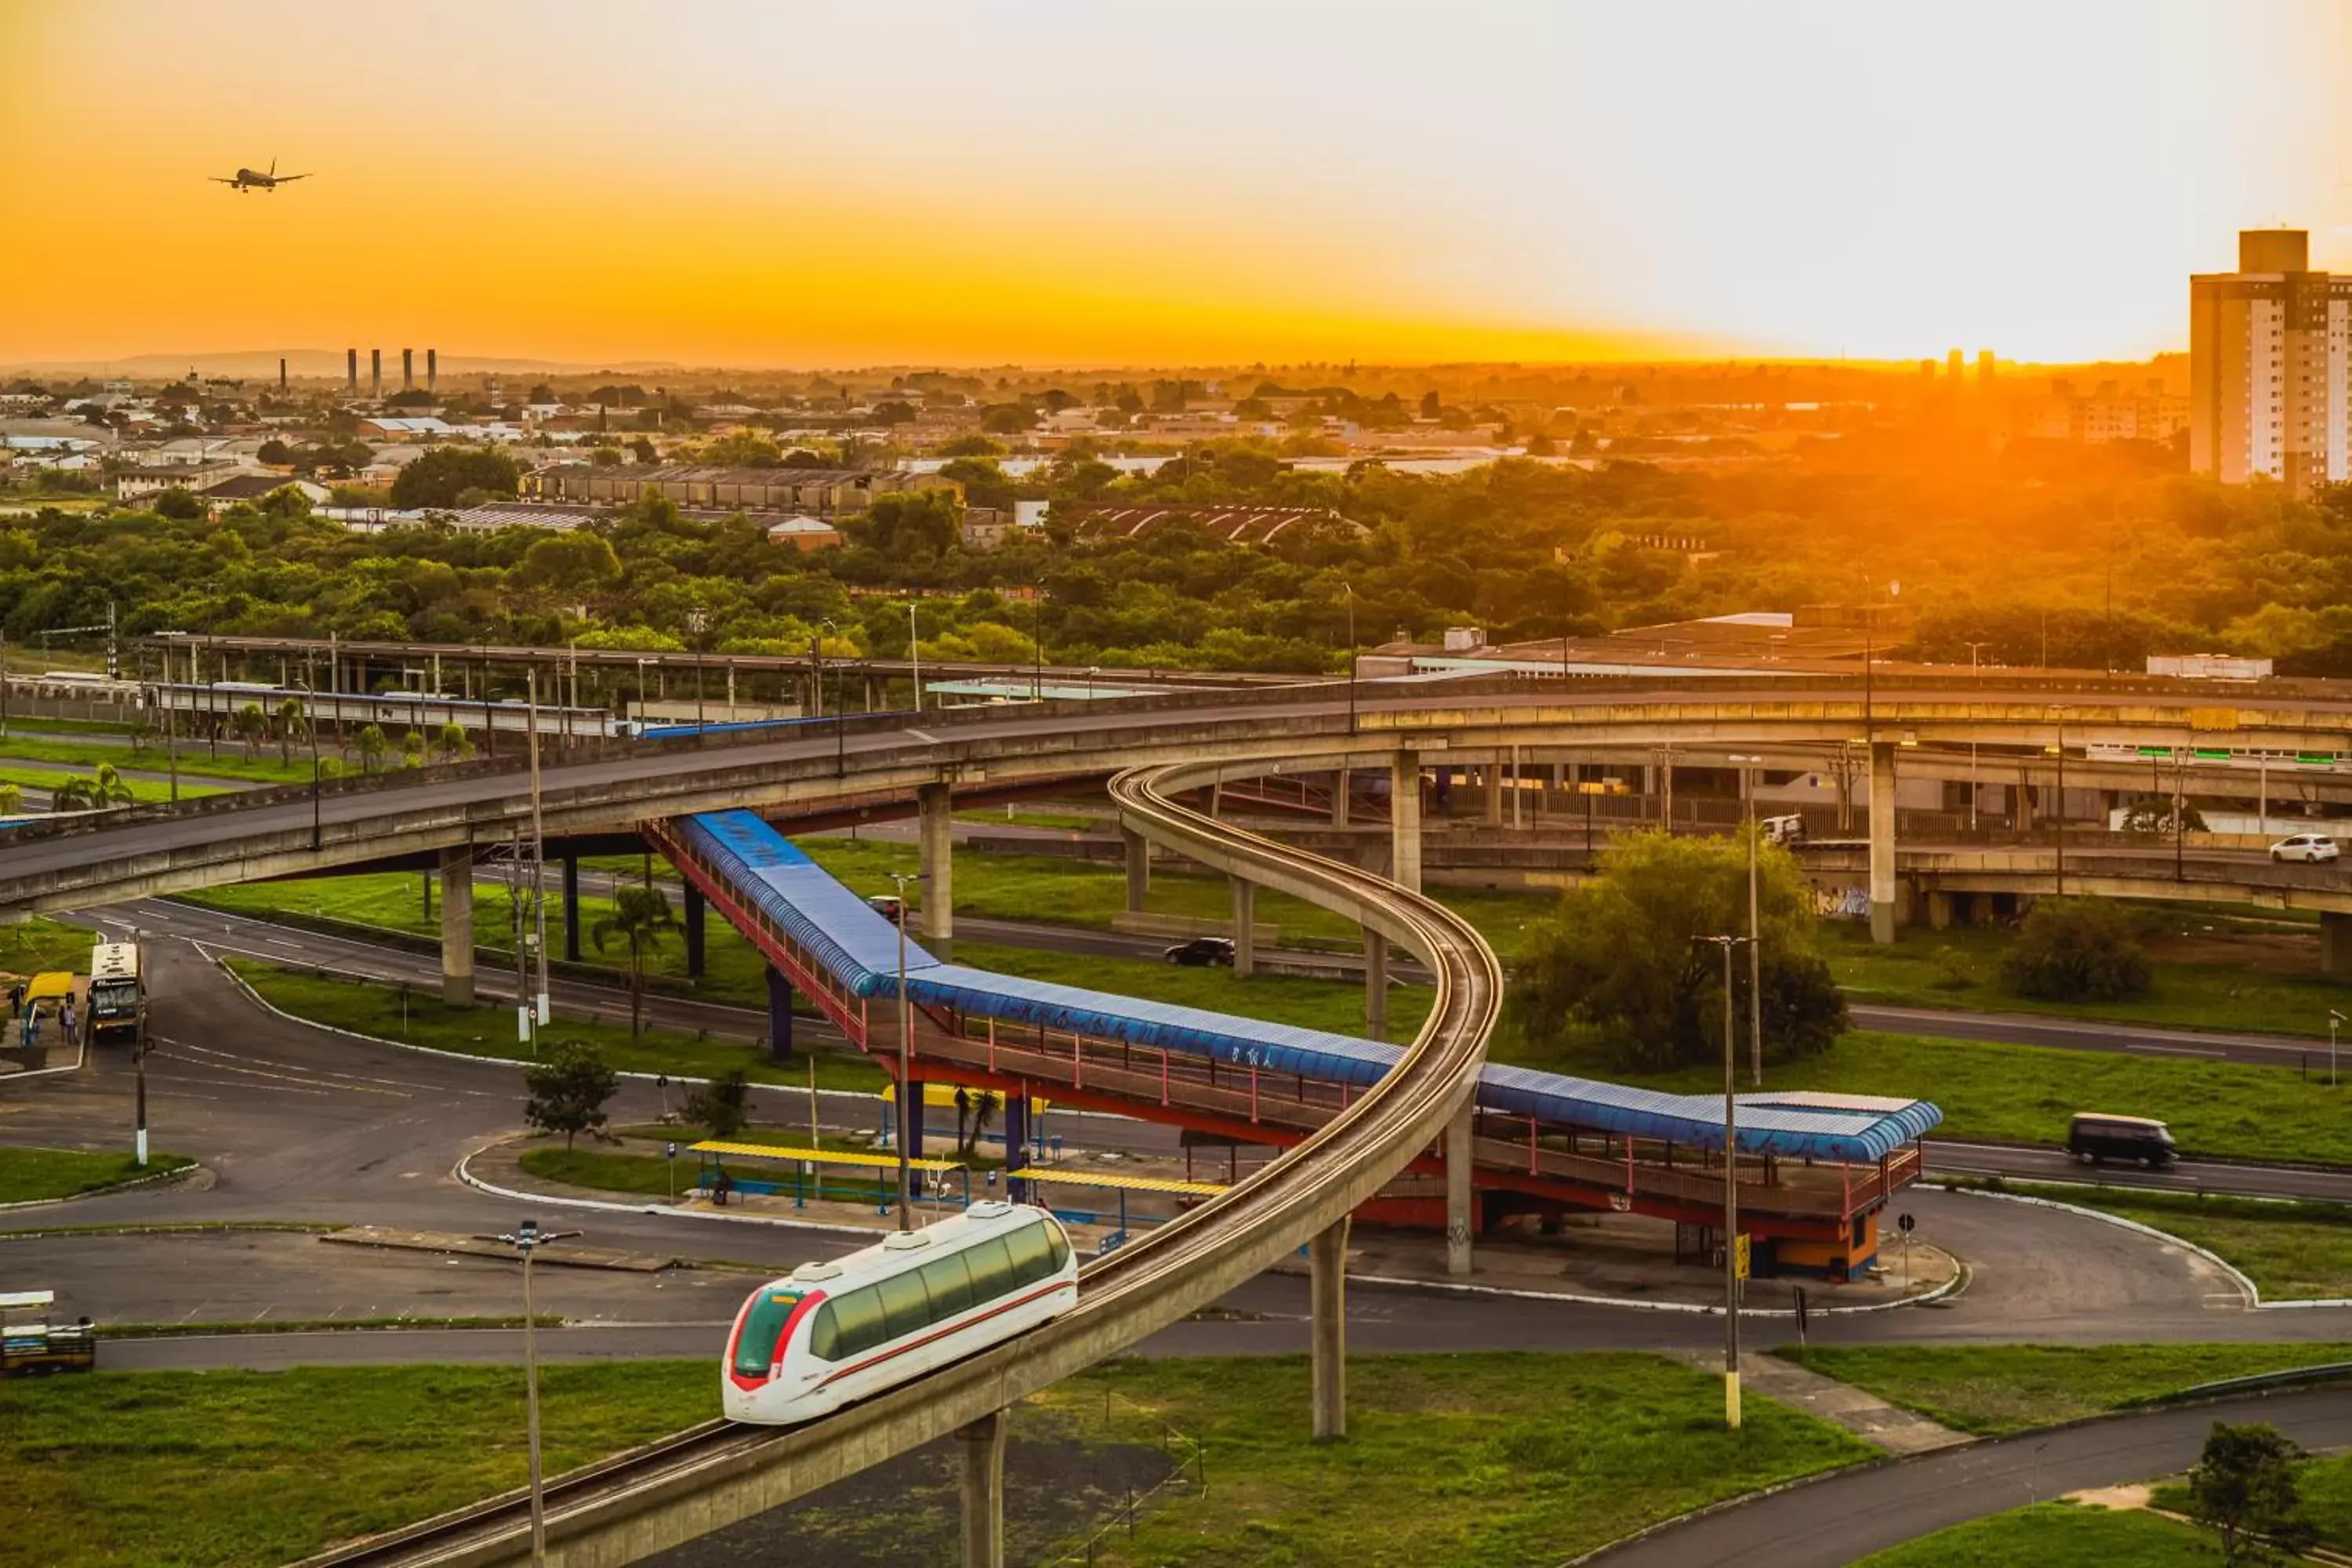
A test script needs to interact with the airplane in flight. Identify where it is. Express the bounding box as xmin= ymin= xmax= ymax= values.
xmin=210 ymin=158 xmax=310 ymax=194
